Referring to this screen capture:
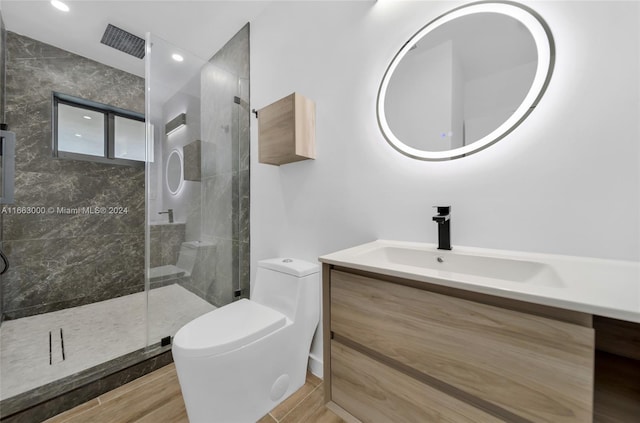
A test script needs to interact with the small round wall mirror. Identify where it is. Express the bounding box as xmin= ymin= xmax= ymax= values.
xmin=377 ymin=2 xmax=555 ymax=160
xmin=166 ymin=149 xmax=183 ymax=195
